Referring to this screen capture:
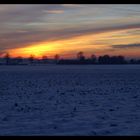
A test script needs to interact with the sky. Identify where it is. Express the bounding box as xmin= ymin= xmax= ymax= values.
xmin=0 ymin=4 xmax=140 ymax=59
